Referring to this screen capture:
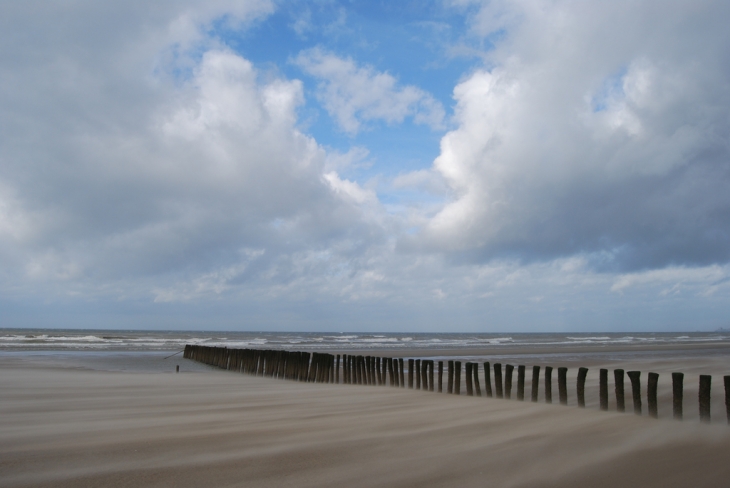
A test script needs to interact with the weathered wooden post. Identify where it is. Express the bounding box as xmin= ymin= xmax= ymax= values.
xmin=465 ymin=363 xmax=474 ymax=396
xmin=473 ymin=363 xmax=481 ymax=396
xmin=428 ymin=360 xmax=434 ymax=392
xmin=438 ymin=361 xmax=444 ymax=392
xmin=494 ymin=363 xmax=503 ymax=398
xmin=408 ymin=359 xmax=415 ymax=389
xmin=387 ymin=358 xmax=394 ymax=386
xmin=375 ymin=357 xmax=381 ymax=385
xmin=345 ymin=354 xmax=353 ymax=385
xmin=531 ymin=366 xmax=540 ymax=402
xmin=353 ymin=355 xmax=358 ymax=384
xmin=505 ymin=364 xmax=514 ymax=400
xmin=672 ymin=372 xmax=683 ymax=420
xmin=517 ymin=365 xmax=525 ymax=401
xmin=399 ymin=358 xmax=405 ymax=387
xmin=484 ymin=362 xmax=493 ymax=397
xmin=176 ymin=365 xmax=179 ymax=373
xmin=725 ymin=376 xmax=730 ymax=425
xmin=699 ymin=375 xmax=711 ymax=423
xmin=599 ymin=369 xmax=608 ymax=411
xmin=448 ymin=360 xmax=454 ymax=394
xmin=454 ymin=361 xmax=462 ymax=395
xmin=372 ymin=357 xmax=377 ymax=385
xmin=615 ymin=369 xmax=625 ymax=412
xmin=415 ymin=359 xmax=421 ymax=389
xmin=627 ymin=371 xmax=642 ymax=415
xmin=336 ymin=355 xmax=340 ymax=384
xmin=423 ymin=360 xmax=429 ymax=391
xmin=577 ymin=367 xmax=588 ymax=408
xmin=648 ymin=372 xmax=659 ymax=419
xmin=558 ymin=367 xmax=568 ymax=405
